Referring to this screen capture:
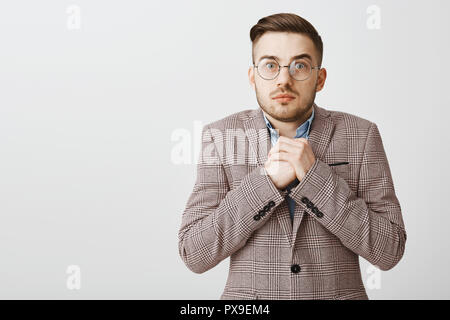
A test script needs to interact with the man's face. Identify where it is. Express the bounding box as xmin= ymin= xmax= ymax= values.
xmin=248 ymin=32 xmax=326 ymax=123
